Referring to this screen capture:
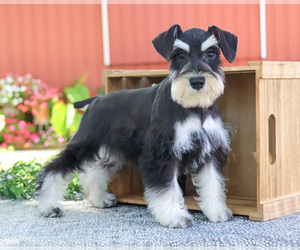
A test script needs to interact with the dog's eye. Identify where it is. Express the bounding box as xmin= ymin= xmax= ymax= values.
xmin=177 ymin=53 xmax=186 ymax=60
xmin=207 ymin=51 xmax=216 ymax=58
